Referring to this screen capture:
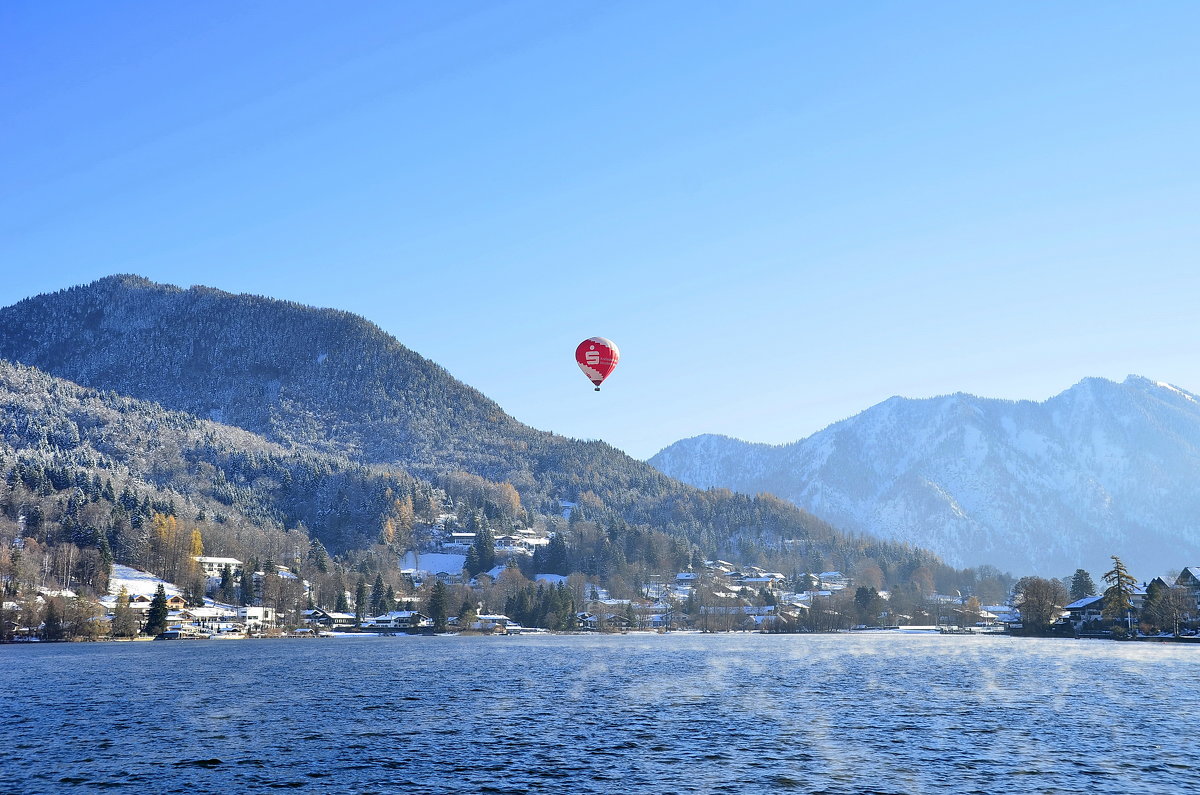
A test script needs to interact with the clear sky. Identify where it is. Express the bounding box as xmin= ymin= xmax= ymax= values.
xmin=3 ymin=2 xmax=1198 ymax=460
